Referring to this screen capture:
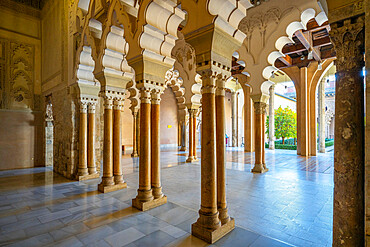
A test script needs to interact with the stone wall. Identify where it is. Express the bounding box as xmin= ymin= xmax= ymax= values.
xmin=160 ymin=88 xmax=178 ymax=147
xmin=0 ymin=1 xmax=43 ymax=170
